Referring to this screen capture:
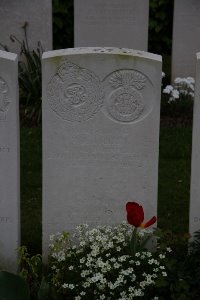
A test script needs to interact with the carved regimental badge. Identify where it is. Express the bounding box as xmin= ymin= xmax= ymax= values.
xmin=47 ymin=61 xmax=104 ymax=122
xmin=105 ymin=70 xmax=146 ymax=123
xmin=0 ymin=77 xmax=10 ymax=120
